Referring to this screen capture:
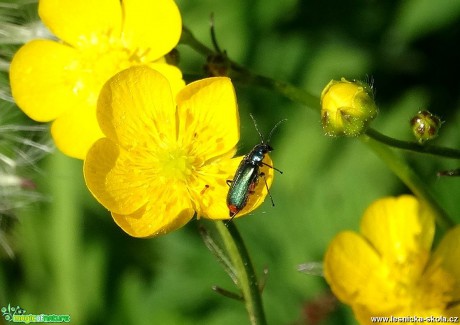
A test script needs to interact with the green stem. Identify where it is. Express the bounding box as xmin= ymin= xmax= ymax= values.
xmin=180 ymin=27 xmax=214 ymax=56
xmin=366 ymin=128 xmax=460 ymax=159
xmin=214 ymin=221 xmax=267 ymax=325
xmin=361 ymin=135 xmax=454 ymax=230
xmin=234 ymin=69 xmax=320 ymax=111
xmin=180 ymin=26 xmax=320 ymax=110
